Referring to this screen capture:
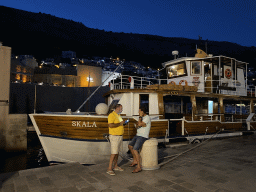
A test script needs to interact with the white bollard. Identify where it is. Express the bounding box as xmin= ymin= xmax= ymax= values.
xmin=140 ymin=138 xmax=160 ymax=170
